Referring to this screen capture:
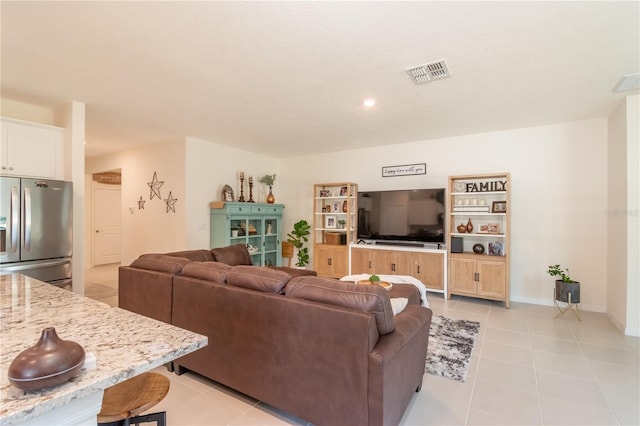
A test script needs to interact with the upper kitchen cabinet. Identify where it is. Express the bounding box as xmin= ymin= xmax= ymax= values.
xmin=1 ymin=117 xmax=64 ymax=180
